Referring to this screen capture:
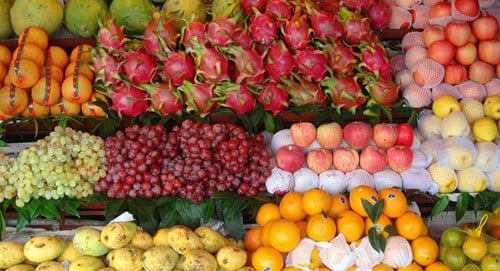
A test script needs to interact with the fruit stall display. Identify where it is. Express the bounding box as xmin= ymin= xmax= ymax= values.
xmin=0 ymin=0 xmax=499 ymax=270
